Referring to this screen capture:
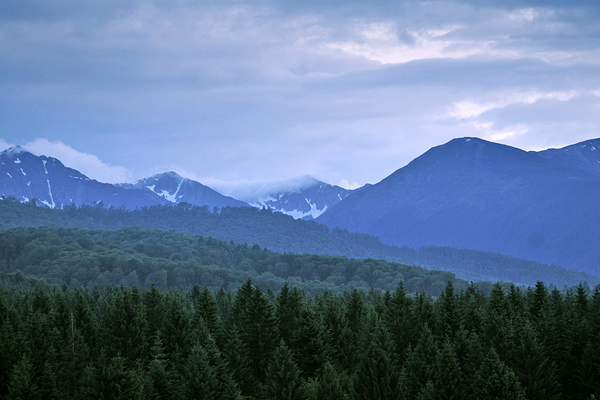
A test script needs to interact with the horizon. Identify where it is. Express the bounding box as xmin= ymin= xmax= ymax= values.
xmin=0 ymin=134 xmax=597 ymax=200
